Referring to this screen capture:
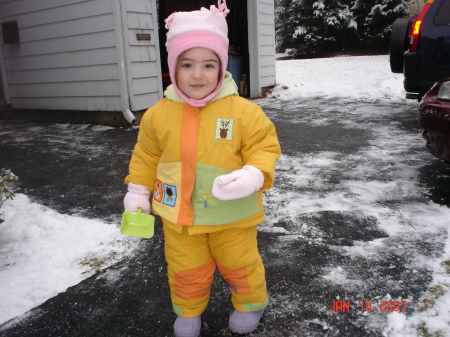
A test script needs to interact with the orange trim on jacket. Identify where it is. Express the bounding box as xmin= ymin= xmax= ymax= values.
xmin=178 ymin=105 xmax=201 ymax=226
